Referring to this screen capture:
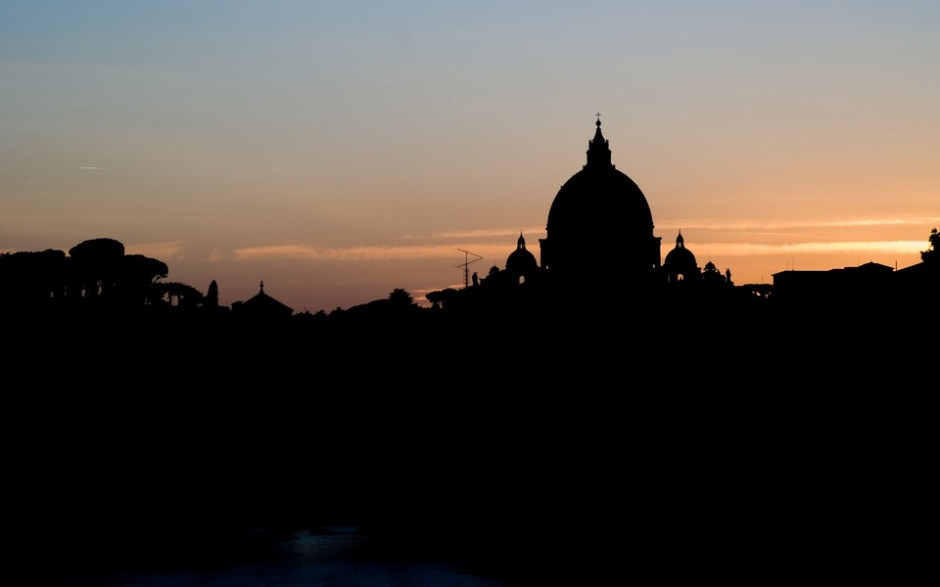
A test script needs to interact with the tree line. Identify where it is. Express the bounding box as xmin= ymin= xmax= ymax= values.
xmin=0 ymin=237 xmax=215 ymax=310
